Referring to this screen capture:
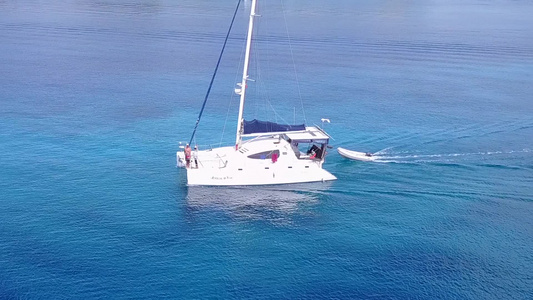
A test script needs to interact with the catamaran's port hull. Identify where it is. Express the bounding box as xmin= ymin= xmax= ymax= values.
xmin=177 ymin=136 xmax=336 ymax=186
